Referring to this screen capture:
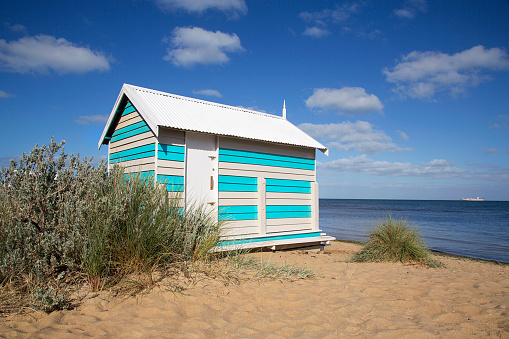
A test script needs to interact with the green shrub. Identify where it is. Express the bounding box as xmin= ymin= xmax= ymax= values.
xmin=352 ymin=215 xmax=442 ymax=267
xmin=0 ymin=139 xmax=224 ymax=312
